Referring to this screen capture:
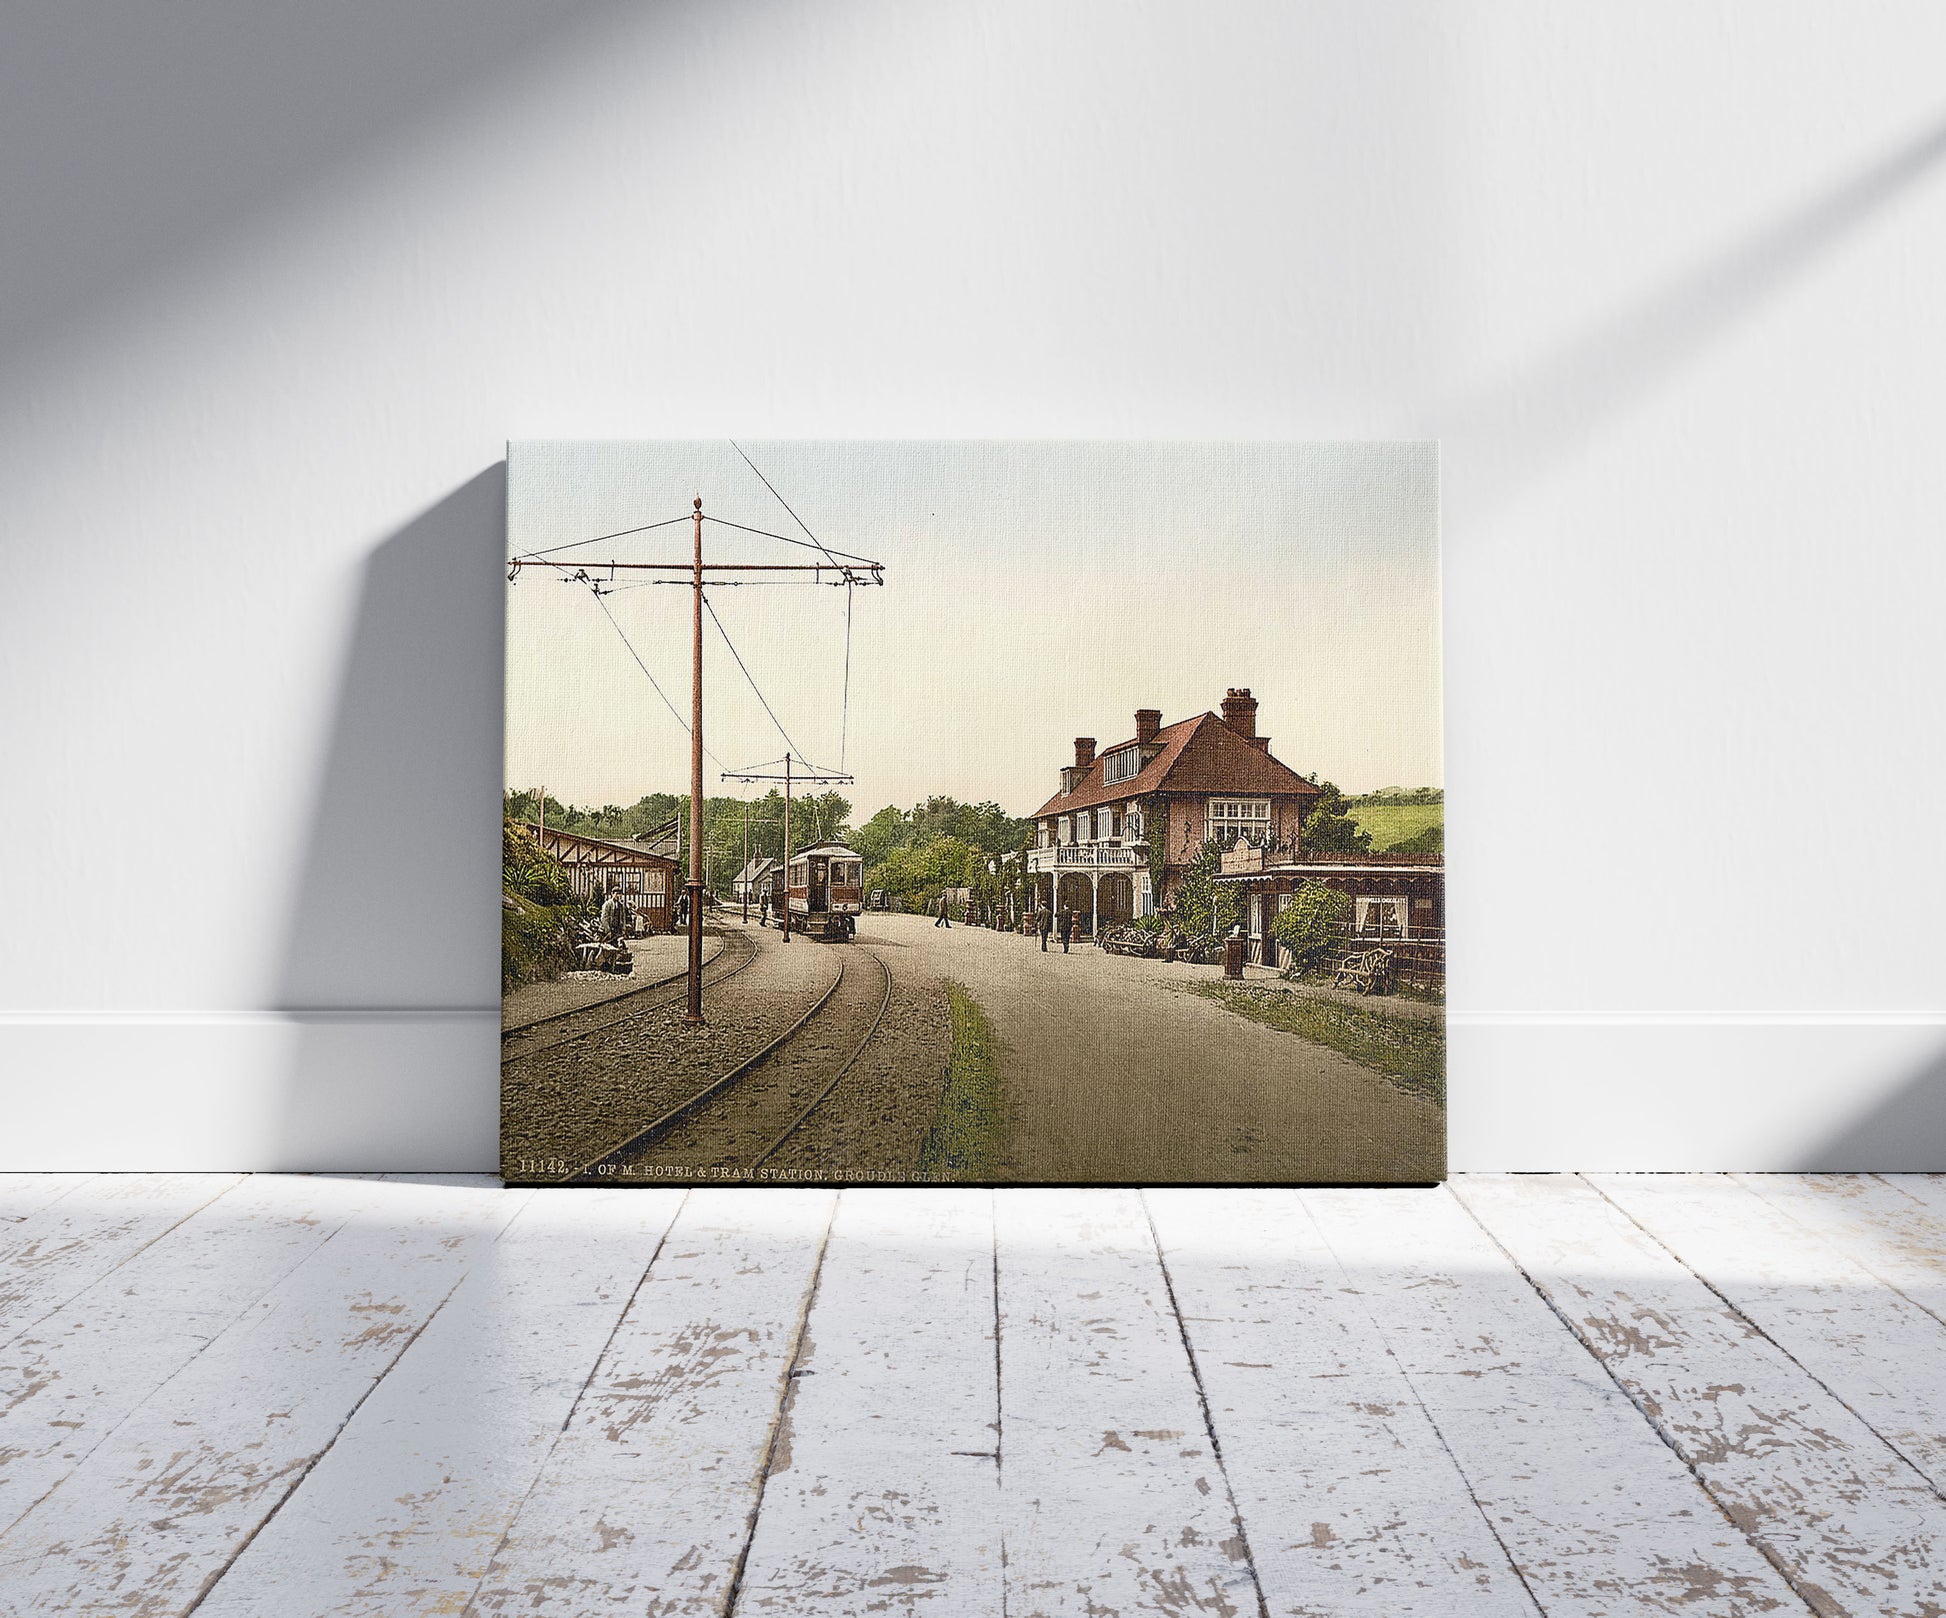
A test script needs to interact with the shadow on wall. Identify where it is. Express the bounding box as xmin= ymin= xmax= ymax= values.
xmin=0 ymin=2 xmax=637 ymax=377
xmin=1446 ymin=109 xmax=1946 ymax=517
xmin=271 ymin=466 xmax=506 ymax=1171
xmin=1796 ymin=1043 xmax=1946 ymax=1173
